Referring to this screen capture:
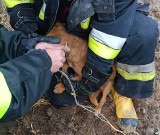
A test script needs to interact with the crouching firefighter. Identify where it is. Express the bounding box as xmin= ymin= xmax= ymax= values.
xmin=46 ymin=0 xmax=159 ymax=133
